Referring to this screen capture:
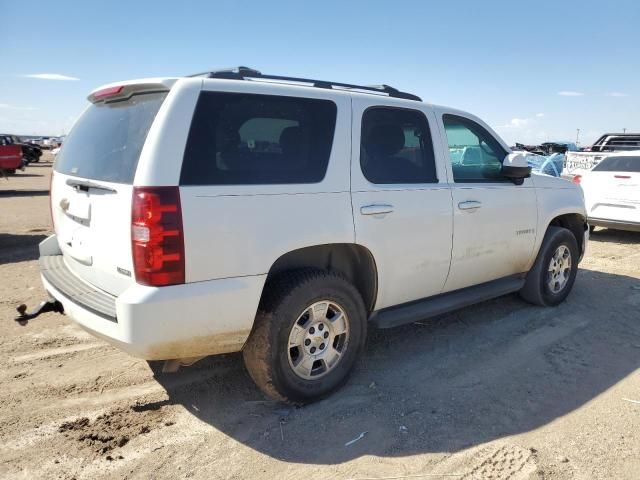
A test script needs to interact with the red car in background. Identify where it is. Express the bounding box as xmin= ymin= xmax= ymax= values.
xmin=0 ymin=137 xmax=23 ymax=174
